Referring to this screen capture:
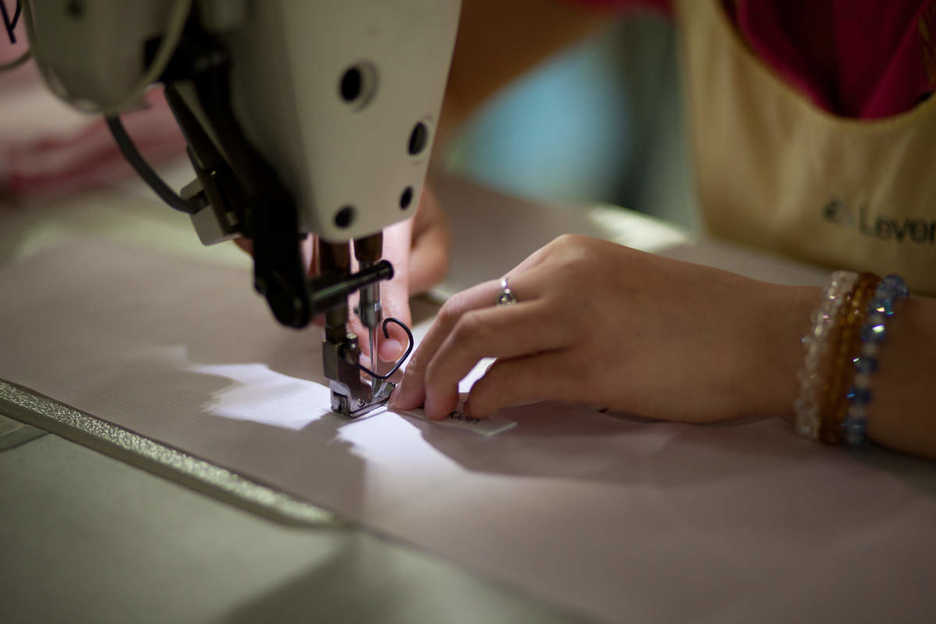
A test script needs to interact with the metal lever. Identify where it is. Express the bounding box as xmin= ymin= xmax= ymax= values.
xmin=307 ymin=260 xmax=394 ymax=317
